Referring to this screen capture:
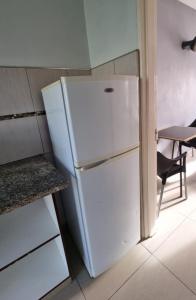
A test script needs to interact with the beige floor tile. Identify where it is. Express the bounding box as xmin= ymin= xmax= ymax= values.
xmin=157 ymin=176 xmax=181 ymax=201
xmin=186 ymin=157 xmax=196 ymax=188
xmin=164 ymin=189 xmax=196 ymax=217
xmin=142 ymin=209 xmax=185 ymax=253
xmin=110 ymin=256 xmax=196 ymax=300
xmin=77 ymin=244 xmax=150 ymax=300
xmin=188 ymin=209 xmax=196 ymax=221
xmin=154 ymin=219 xmax=196 ymax=293
xmin=44 ymin=280 xmax=85 ymax=300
